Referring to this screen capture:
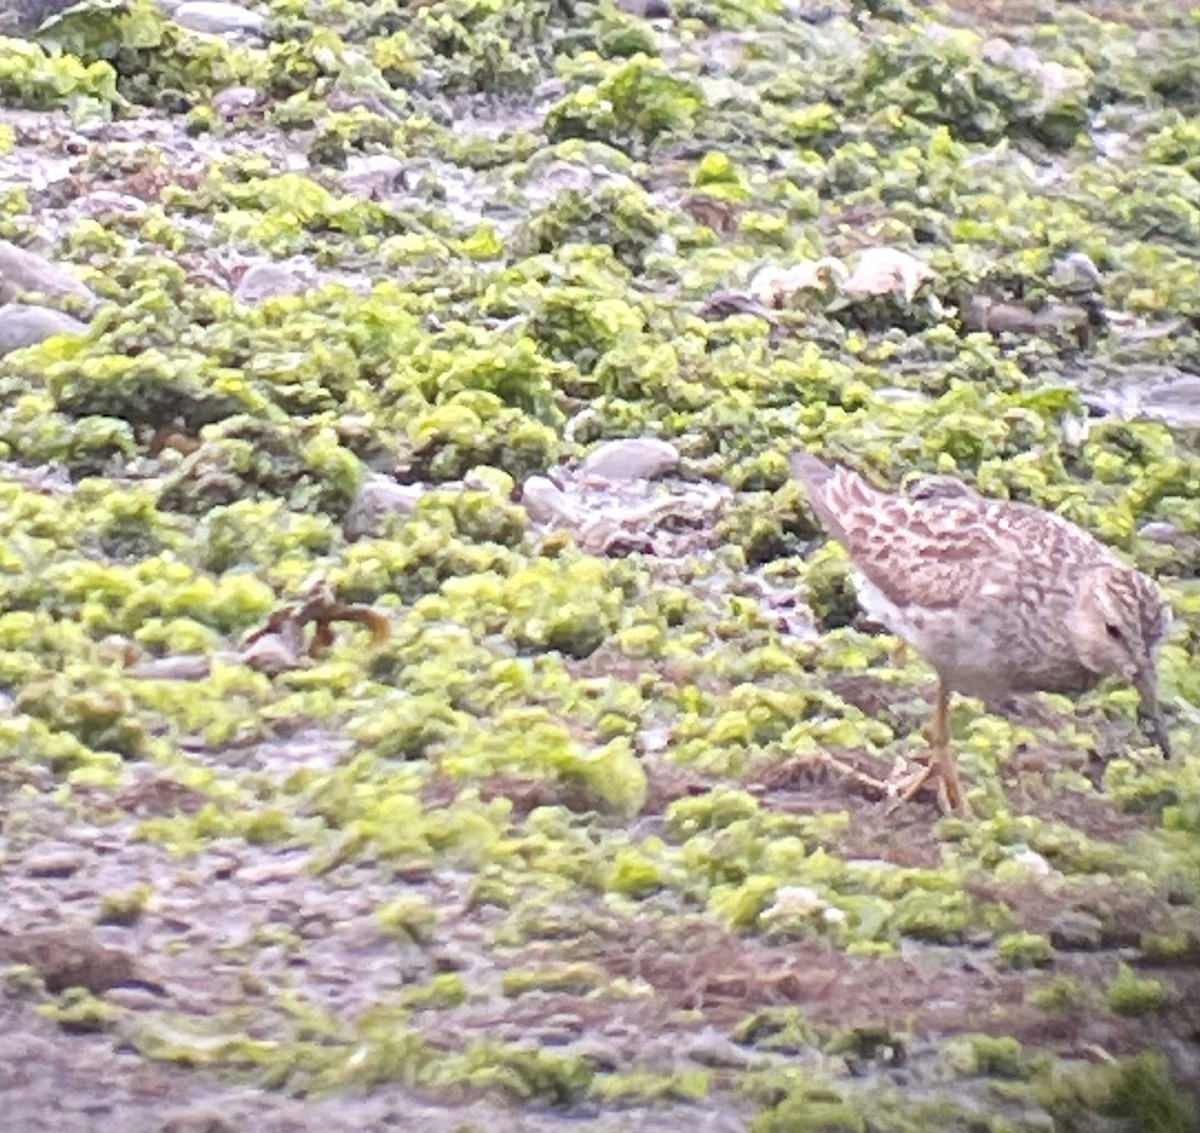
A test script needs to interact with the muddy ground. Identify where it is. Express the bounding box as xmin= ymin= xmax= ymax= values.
xmin=2 ymin=0 xmax=1199 ymax=1128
